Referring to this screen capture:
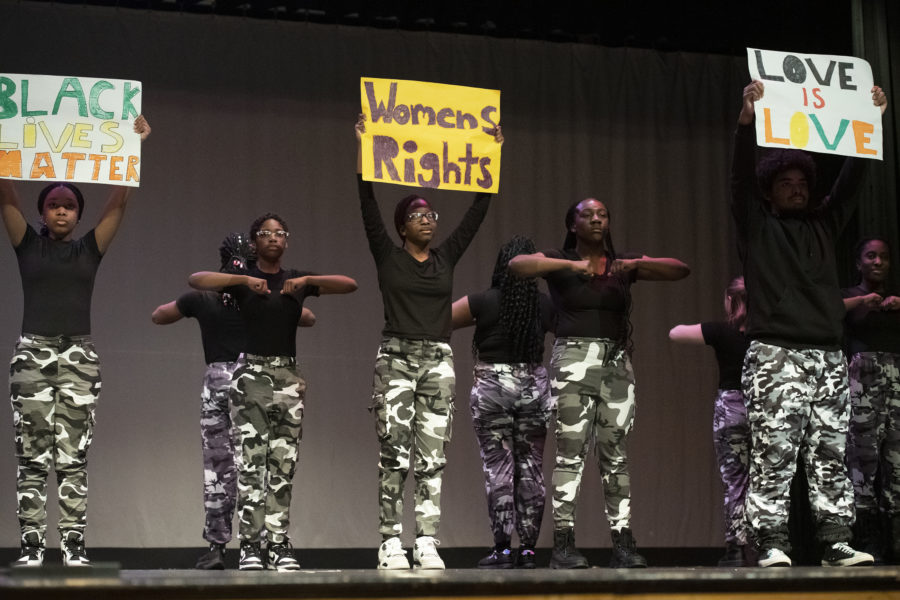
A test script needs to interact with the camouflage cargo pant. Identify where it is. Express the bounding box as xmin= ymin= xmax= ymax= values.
xmin=9 ymin=334 xmax=100 ymax=545
xmin=231 ymin=353 xmax=305 ymax=544
xmin=847 ymin=352 xmax=900 ymax=514
xmin=713 ymin=388 xmax=751 ymax=545
xmin=742 ymin=341 xmax=854 ymax=551
xmin=470 ymin=361 xmax=552 ymax=547
xmin=200 ymin=361 xmax=238 ymax=544
xmin=550 ymin=337 xmax=635 ymax=531
xmin=371 ymin=337 xmax=455 ymax=538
